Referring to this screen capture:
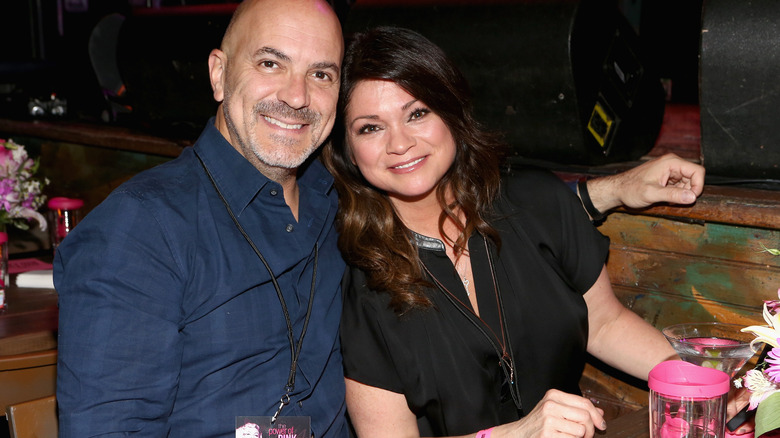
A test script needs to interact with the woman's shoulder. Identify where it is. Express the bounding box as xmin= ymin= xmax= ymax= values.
xmin=497 ymin=165 xmax=575 ymax=208
xmin=501 ymin=165 xmax=567 ymax=188
xmin=342 ymin=266 xmax=394 ymax=311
